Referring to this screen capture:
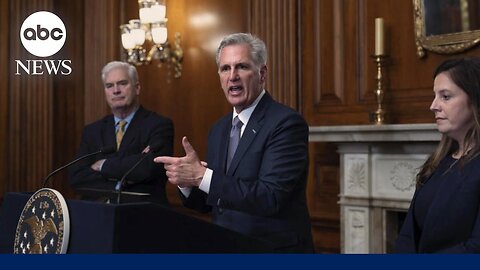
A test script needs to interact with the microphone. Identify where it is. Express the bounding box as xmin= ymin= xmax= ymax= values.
xmin=116 ymin=142 xmax=163 ymax=204
xmin=42 ymin=145 xmax=116 ymax=188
